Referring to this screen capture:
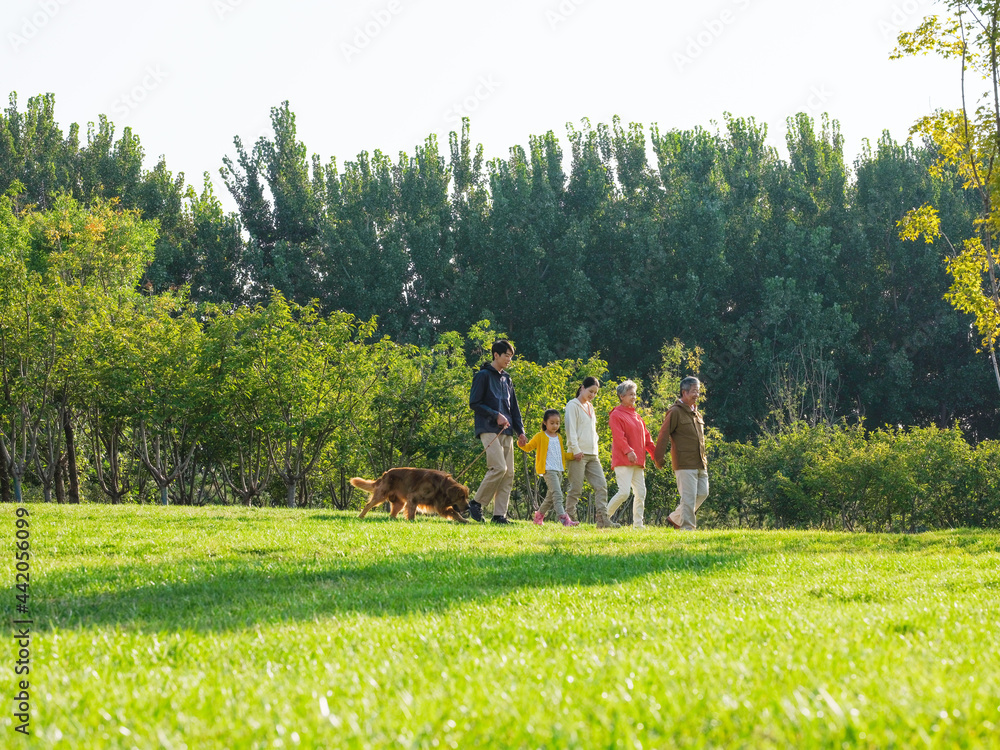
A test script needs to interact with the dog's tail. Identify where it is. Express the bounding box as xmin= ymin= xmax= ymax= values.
xmin=349 ymin=477 xmax=376 ymax=493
